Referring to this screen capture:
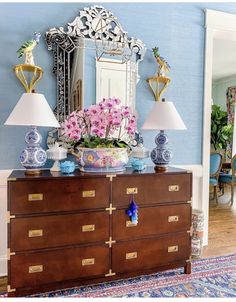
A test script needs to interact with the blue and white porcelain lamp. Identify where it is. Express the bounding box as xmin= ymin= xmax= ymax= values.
xmin=142 ymin=98 xmax=186 ymax=171
xmin=5 ymin=92 xmax=60 ymax=174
